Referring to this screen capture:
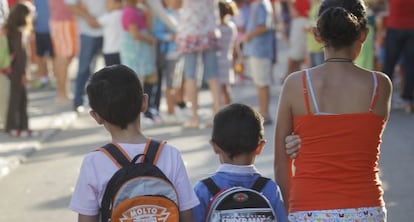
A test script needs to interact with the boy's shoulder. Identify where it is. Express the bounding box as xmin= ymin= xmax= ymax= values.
xmin=83 ymin=141 xmax=182 ymax=166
